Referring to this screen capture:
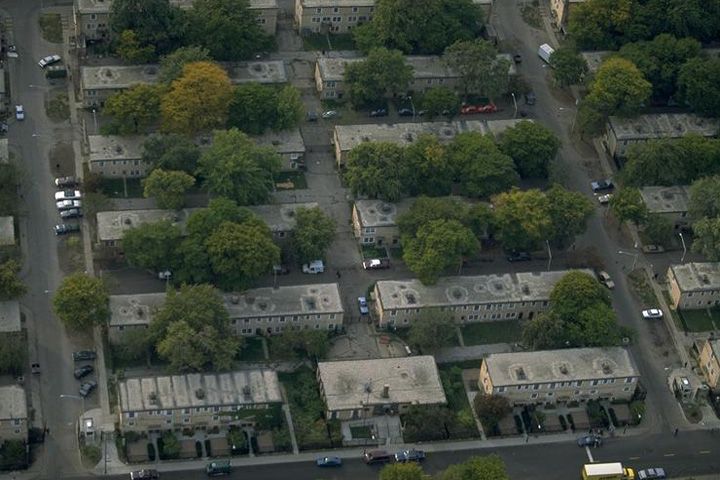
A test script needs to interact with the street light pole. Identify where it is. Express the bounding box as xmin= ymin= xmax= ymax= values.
xmin=679 ymin=232 xmax=687 ymax=263
xmin=511 ymin=93 xmax=518 ymax=118
xmin=617 ymin=250 xmax=639 ymax=270
xmin=545 ymin=239 xmax=552 ymax=271
xmin=408 ymin=95 xmax=416 ymax=119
